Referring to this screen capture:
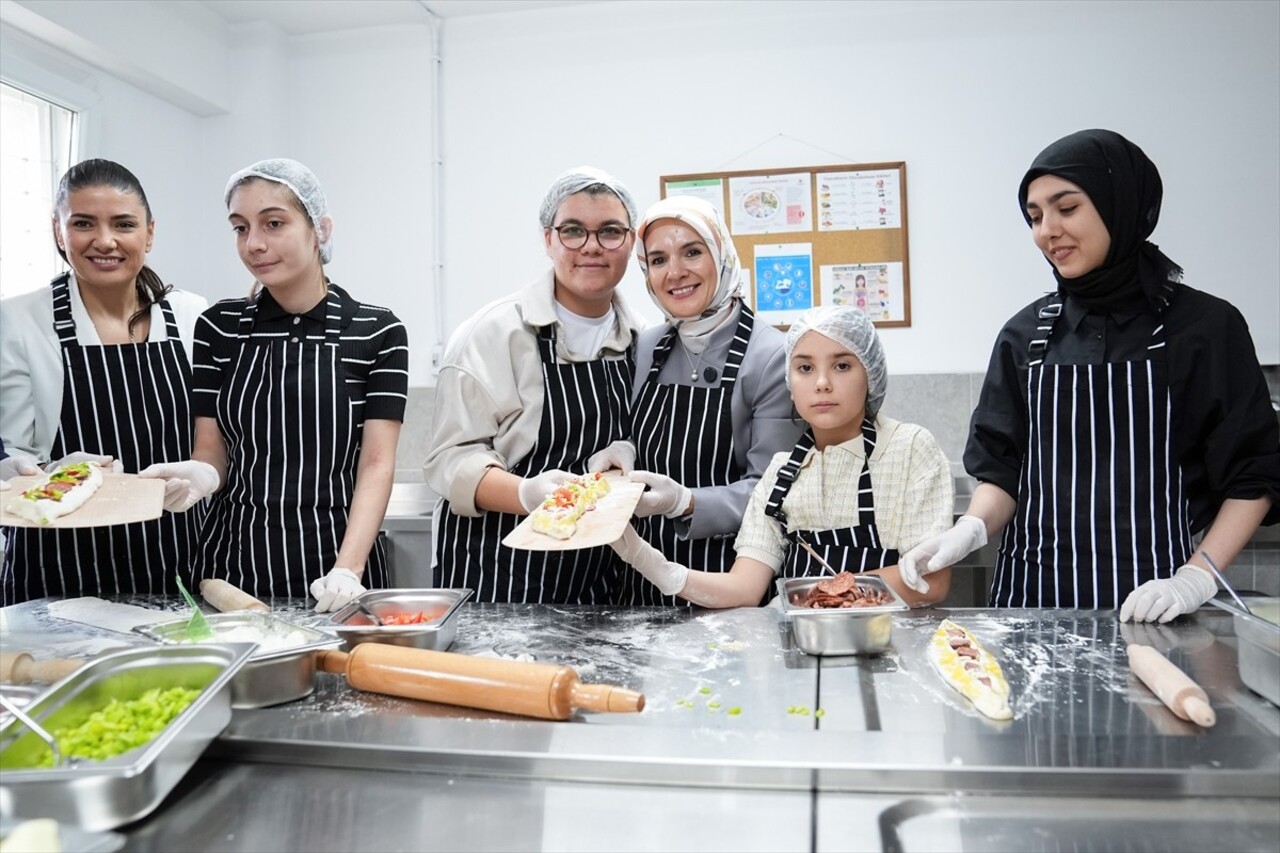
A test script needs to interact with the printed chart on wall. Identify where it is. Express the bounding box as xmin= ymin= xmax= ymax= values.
xmin=662 ymin=163 xmax=910 ymax=328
